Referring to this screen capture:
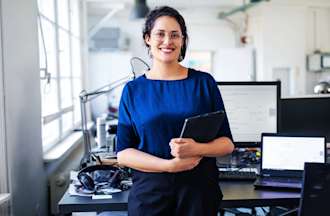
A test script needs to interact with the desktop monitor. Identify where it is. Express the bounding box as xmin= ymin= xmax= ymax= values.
xmin=217 ymin=81 xmax=280 ymax=147
xmin=279 ymin=95 xmax=330 ymax=144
